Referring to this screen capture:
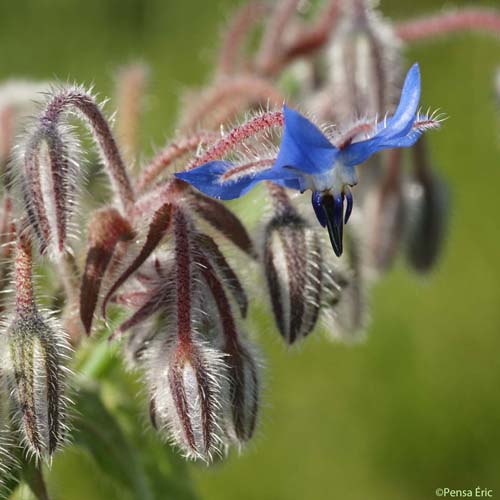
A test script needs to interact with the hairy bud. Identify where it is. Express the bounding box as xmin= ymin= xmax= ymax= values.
xmin=263 ymin=192 xmax=323 ymax=344
xmin=224 ymin=340 xmax=260 ymax=445
xmin=364 ymin=149 xmax=406 ymax=273
xmin=405 ymin=139 xmax=449 ymax=272
xmin=3 ymin=232 xmax=70 ymax=458
xmin=5 ymin=313 xmax=70 ymax=458
xmin=148 ymin=340 xmax=226 ymax=461
xmin=20 ymin=117 xmax=80 ymax=257
xmin=80 ymin=207 xmax=134 ymax=334
xmin=324 ymin=0 xmax=401 ymax=121
xmin=193 ymin=249 xmax=259 ymax=444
